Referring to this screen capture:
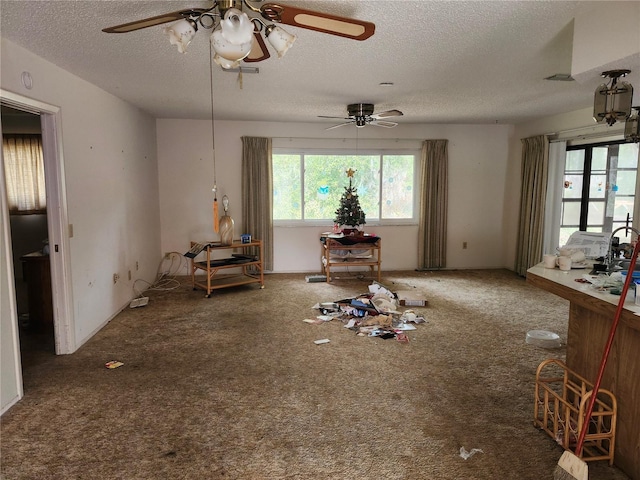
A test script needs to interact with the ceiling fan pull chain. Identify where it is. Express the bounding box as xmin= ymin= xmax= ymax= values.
xmin=237 ymin=70 xmax=244 ymax=89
